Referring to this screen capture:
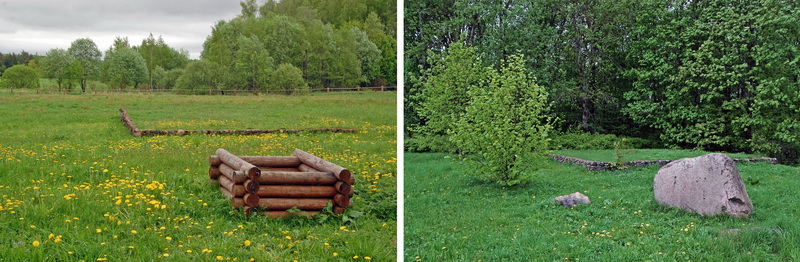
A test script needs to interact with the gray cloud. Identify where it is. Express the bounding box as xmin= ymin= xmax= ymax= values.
xmin=0 ymin=0 xmax=242 ymax=58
